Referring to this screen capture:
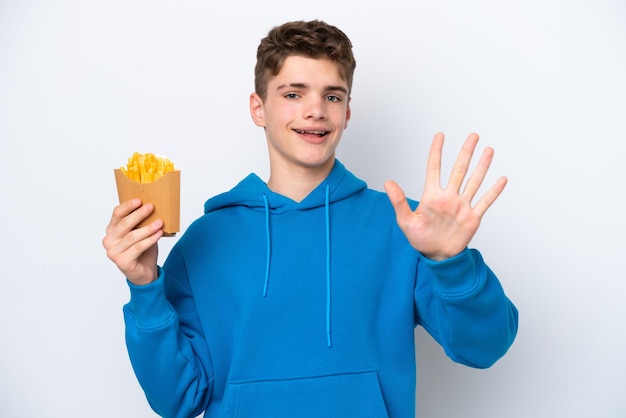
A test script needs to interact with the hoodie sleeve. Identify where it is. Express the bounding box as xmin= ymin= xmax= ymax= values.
xmin=123 ymin=256 xmax=213 ymax=418
xmin=414 ymin=248 xmax=518 ymax=368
